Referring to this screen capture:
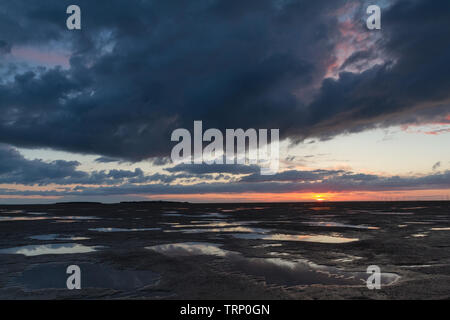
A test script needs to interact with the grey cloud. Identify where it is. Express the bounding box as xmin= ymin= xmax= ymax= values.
xmin=240 ymin=169 xmax=344 ymax=182
xmin=166 ymin=163 xmax=261 ymax=175
xmin=1 ymin=166 xmax=448 ymax=197
xmin=0 ymin=40 xmax=11 ymax=54
xmin=0 ymin=144 xmax=146 ymax=185
xmin=432 ymin=161 xmax=441 ymax=171
xmin=94 ymin=156 xmax=121 ymax=163
xmin=0 ymin=144 xmax=87 ymax=185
